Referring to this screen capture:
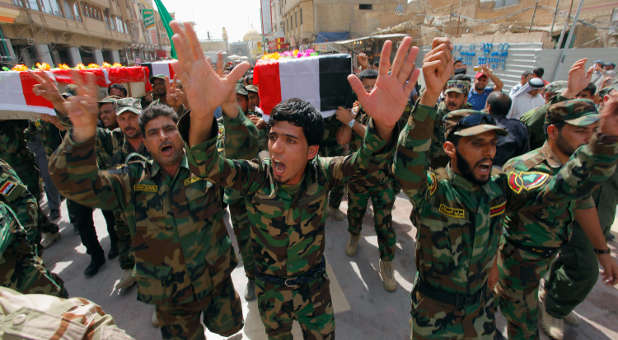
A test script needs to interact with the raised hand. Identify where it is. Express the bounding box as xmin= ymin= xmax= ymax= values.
xmin=170 ymin=22 xmax=249 ymax=135
xmin=599 ymin=89 xmax=618 ymax=137
xmin=65 ymin=71 xmax=99 ymax=142
xmin=31 ymin=71 xmax=66 ymax=114
xmin=421 ymin=38 xmax=454 ymax=106
xmin=347 ymin=37 xmax=420 ymax=140
xmin=214 ymin=52 xmax=242 ymax=119
xmin=564 ymin=58 xmax=593 ymax=98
